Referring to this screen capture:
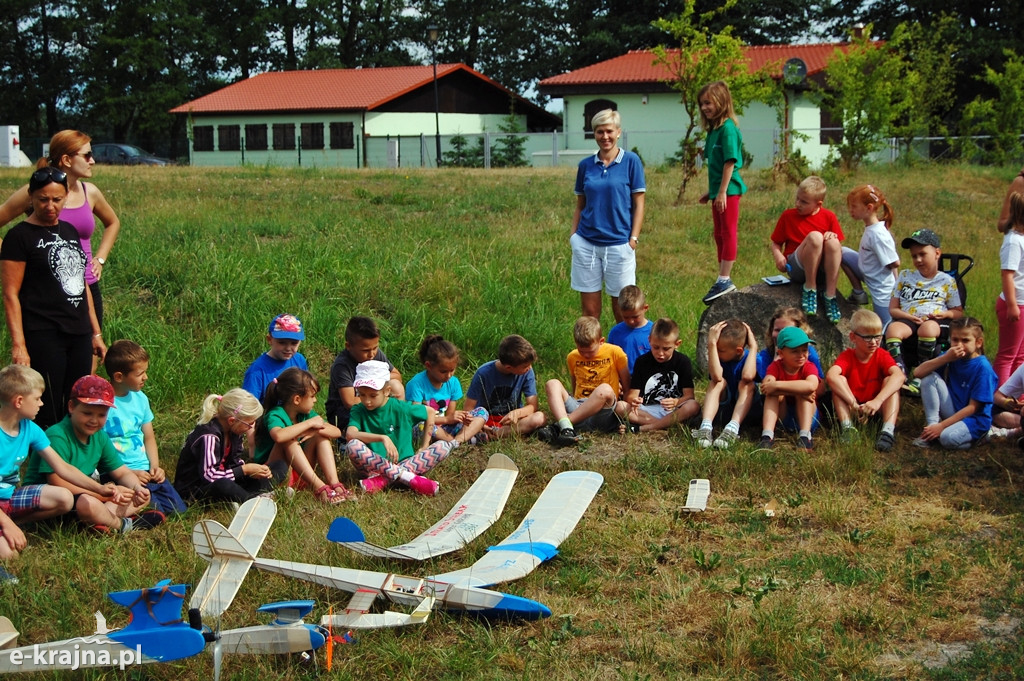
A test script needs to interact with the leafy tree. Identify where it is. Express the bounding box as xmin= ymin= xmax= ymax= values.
xmin=814 ymin=24 xmax=903 ymax=169
xmin=301 ymin=0 xmax=419 ymax=68
xmin=652 ymin=0 xmax=780 ymax=203
xmin=958 ymin=50 xmax=1024 ymax=164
